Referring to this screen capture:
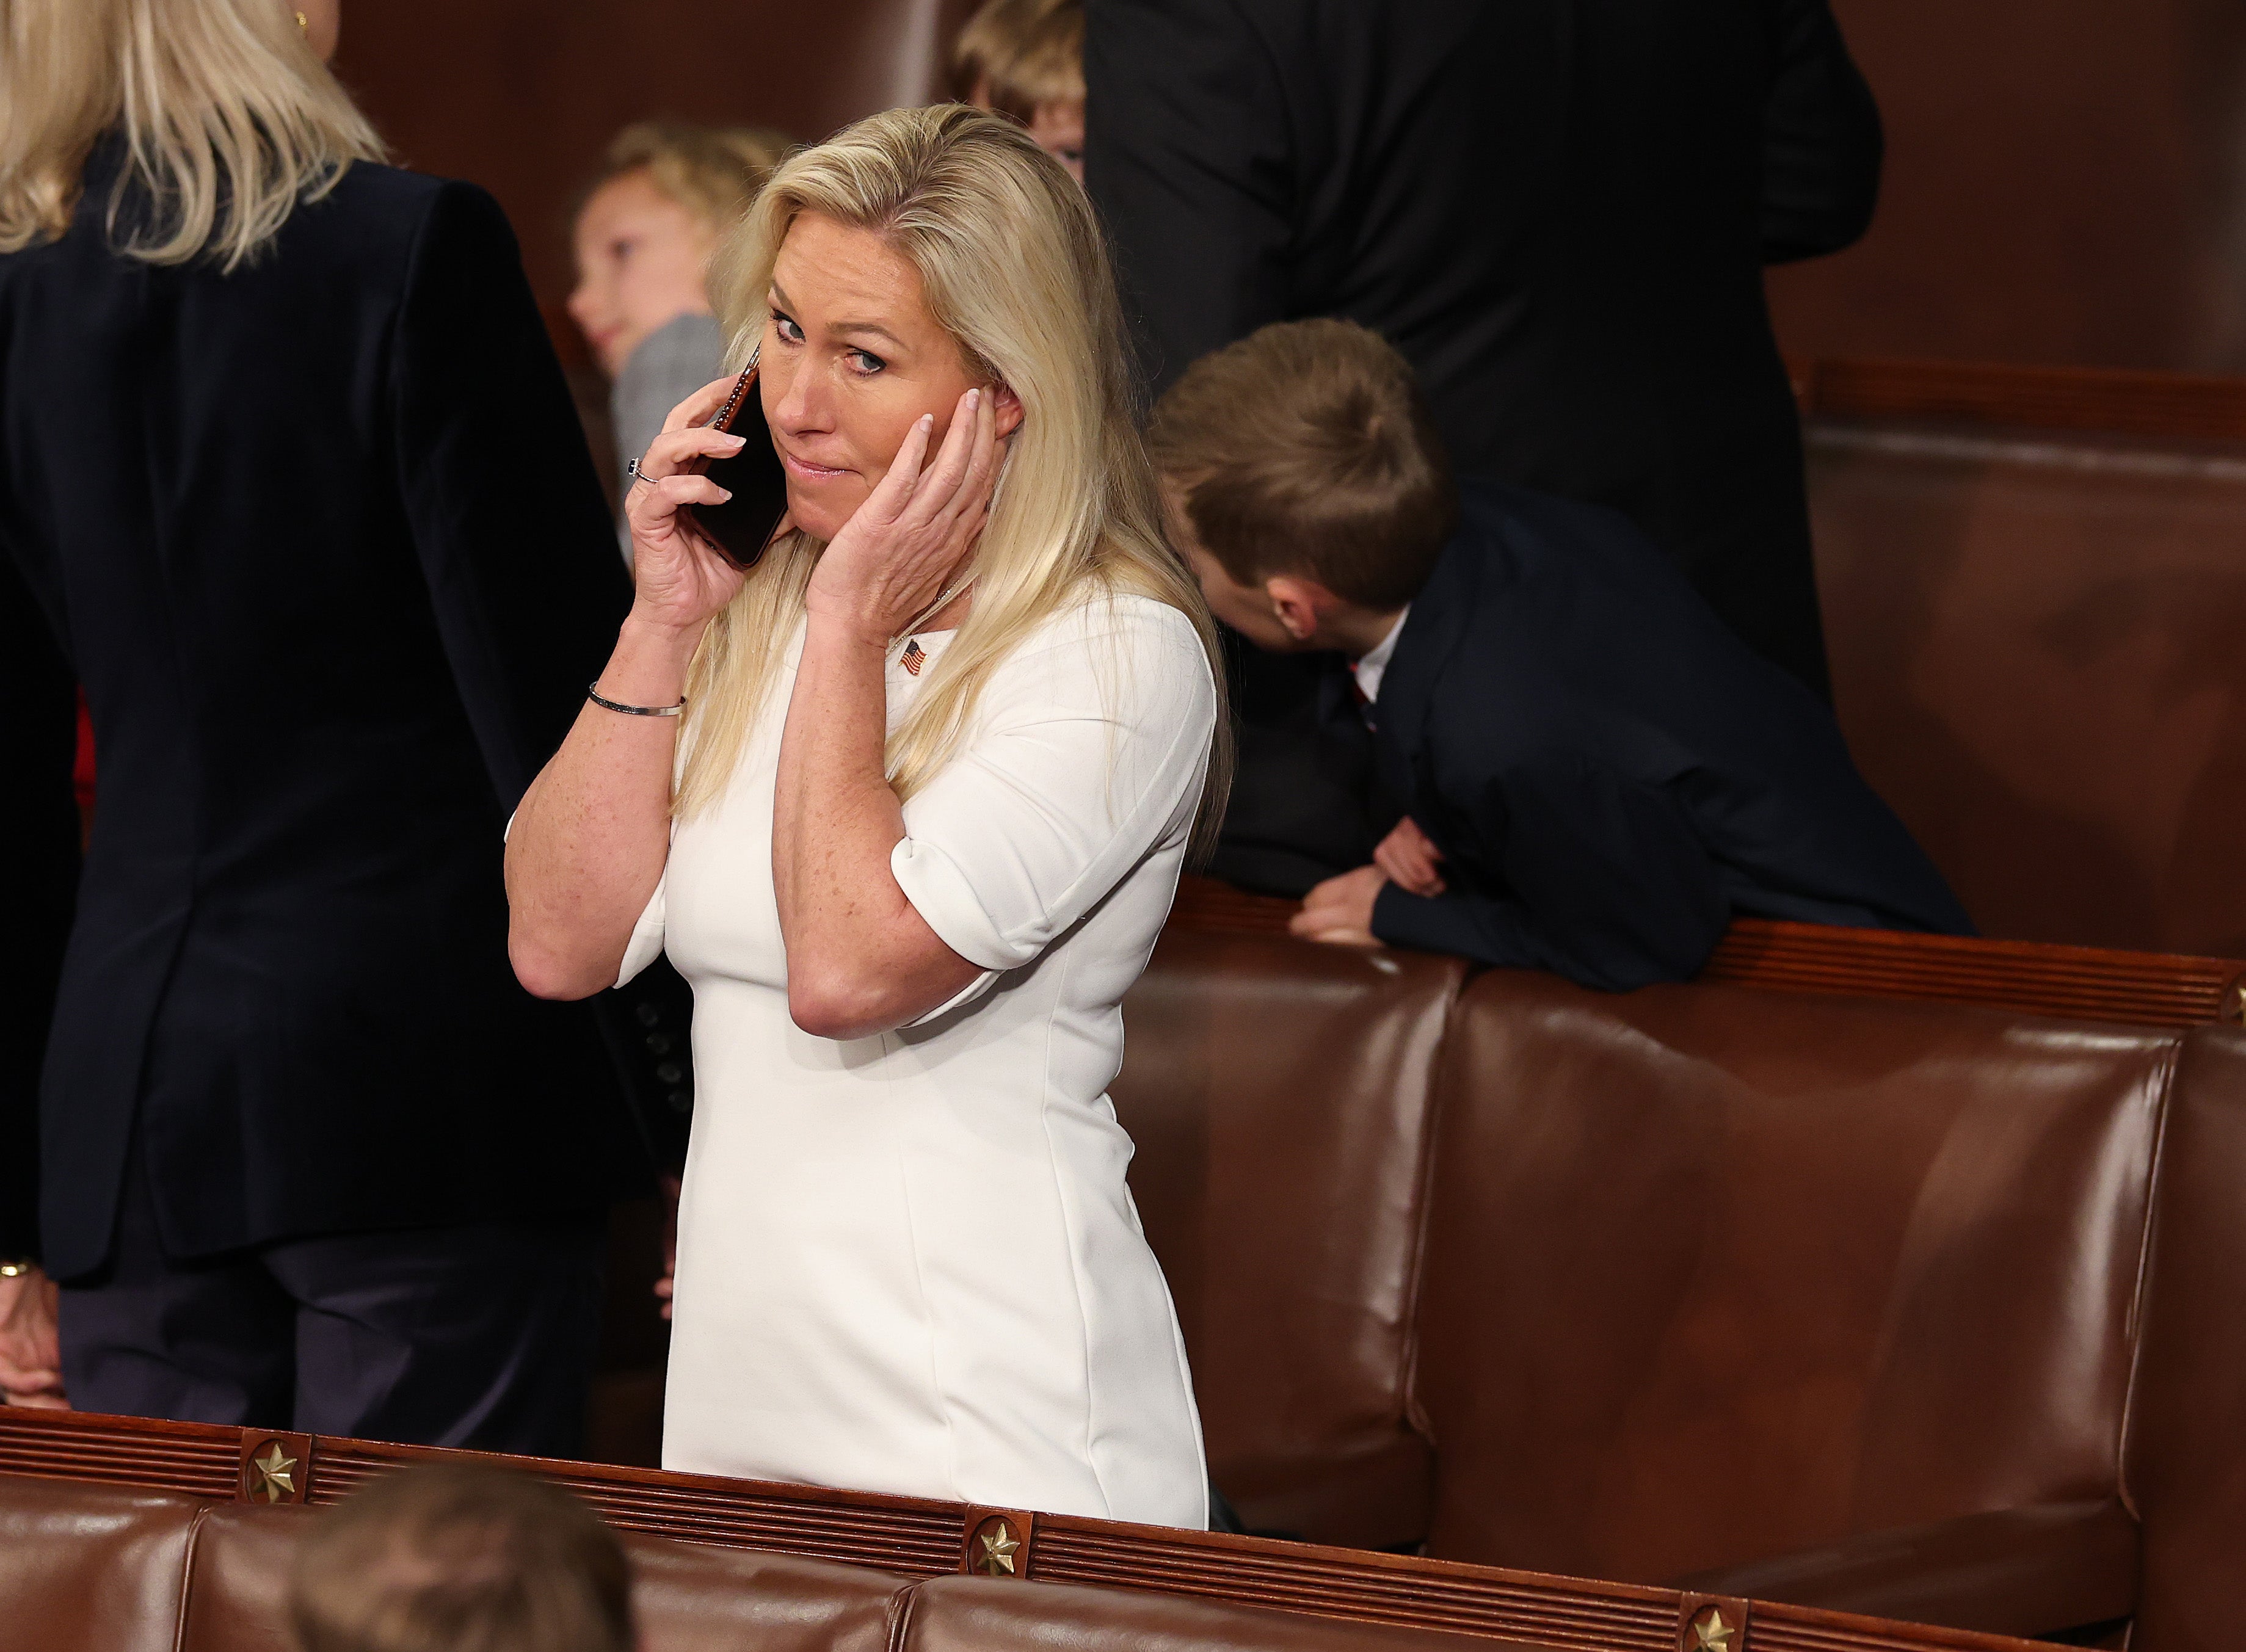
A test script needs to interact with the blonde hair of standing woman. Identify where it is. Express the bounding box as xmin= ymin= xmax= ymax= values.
xmin=0 ymin=0 xmax=385 ymax=270
xmin=686 ymin=103 xmax=1231 ymax=852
